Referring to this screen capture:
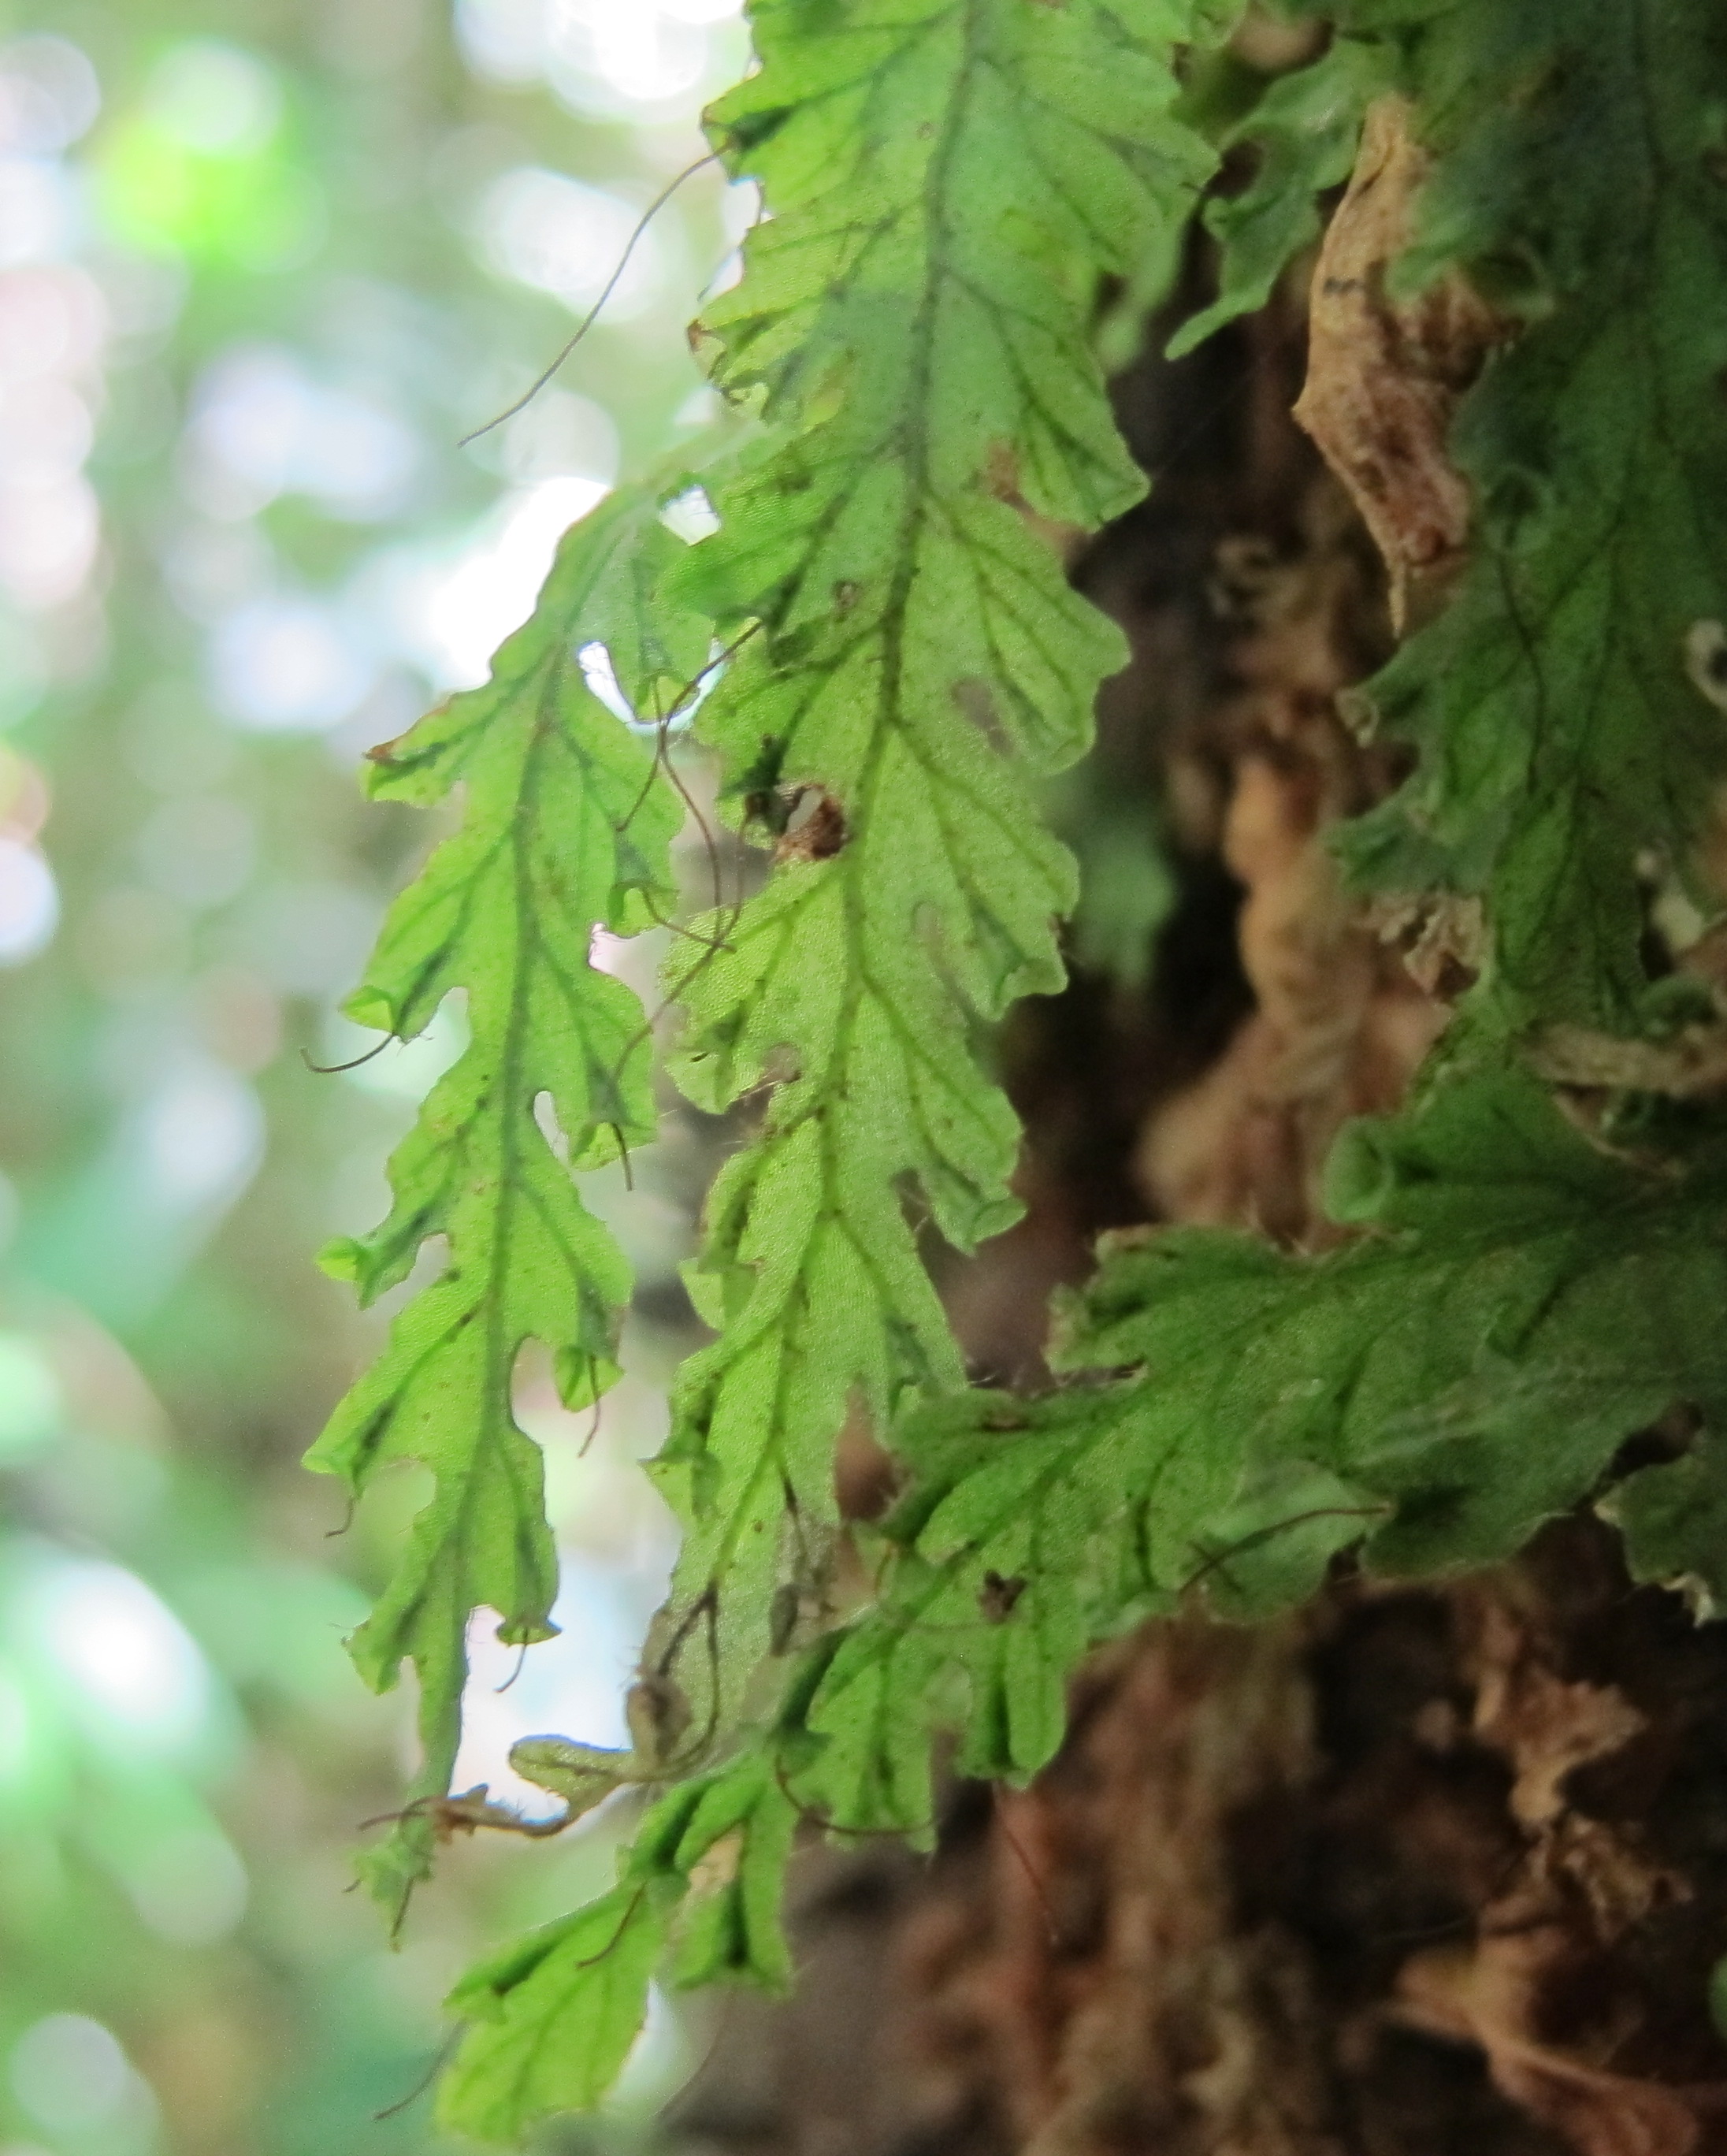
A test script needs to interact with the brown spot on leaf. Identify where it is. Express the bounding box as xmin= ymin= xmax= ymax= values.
xmin=984 ymin=439 xmax=1084 ymax=558
xmin=775 ymin=785 xmax=848 ymax=864
xmin=626 ymin=1671 xmax=692 ymax=1766
xmin=952 ymin=675 xmax=1009 ymax=755
xmin=983 ymin=440 xmax=1025 ymax=507
xmin=980 ymin=1571 xmax=1027 ymax=1625
xmin=1293 ymin=98 xmax=1508 ymax=631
